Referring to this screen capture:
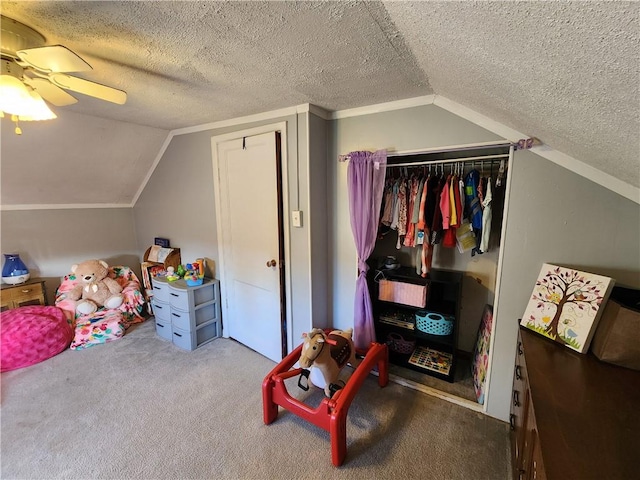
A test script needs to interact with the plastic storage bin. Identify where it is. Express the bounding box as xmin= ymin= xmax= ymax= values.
xmin=415 ymin=311 xmax=454 ymax=336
